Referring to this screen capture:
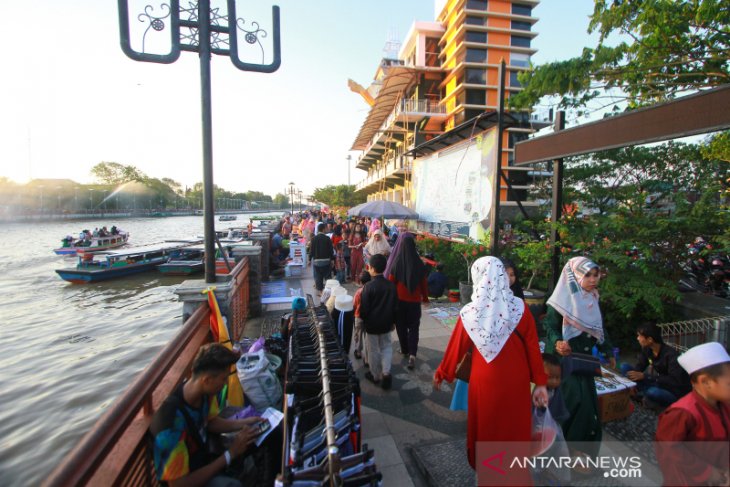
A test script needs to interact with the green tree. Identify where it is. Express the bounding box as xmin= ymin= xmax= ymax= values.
xmin=312 ymin=184 xmax=365 ymax=207
xmin=511 ymin=0 xmax=730 ymax=112
xmin=701 ymin=130 xmax=730 ymax=163
xmin=90 ymin=162 xmax=146 ymax=185
xmin=273 ymin=193 xmax=289 ymax=209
